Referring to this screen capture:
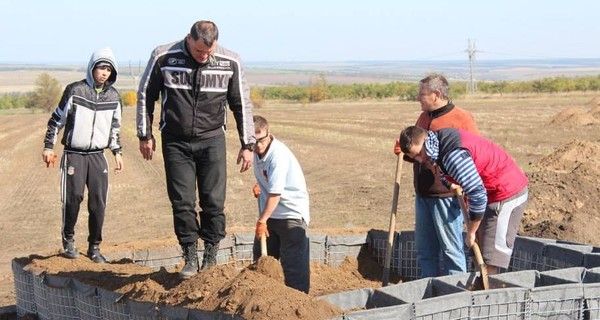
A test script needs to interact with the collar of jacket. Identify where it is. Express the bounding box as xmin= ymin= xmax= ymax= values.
xmin=429 ymin=102 xmax=455 ymax=119
xmin=182 ymin=39 xmax=217 ymax=66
